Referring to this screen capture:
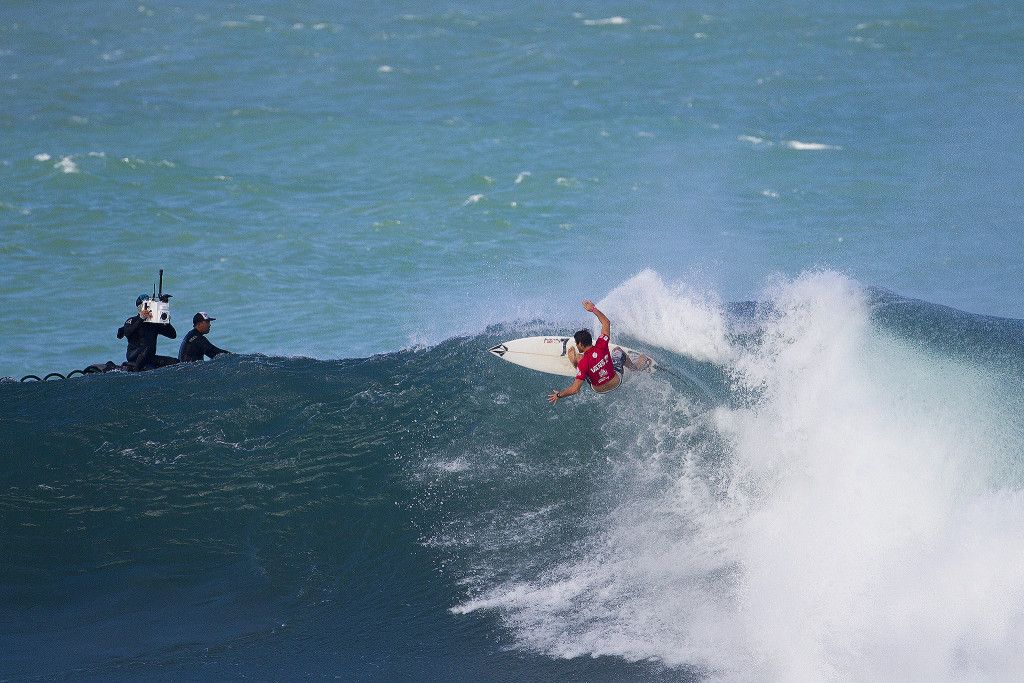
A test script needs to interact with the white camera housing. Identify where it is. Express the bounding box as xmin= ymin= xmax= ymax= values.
xmin=141 ymin=298 xmax=171 ymax=324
